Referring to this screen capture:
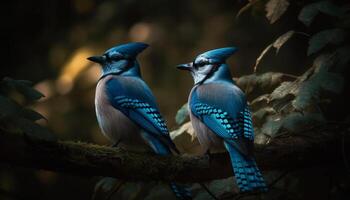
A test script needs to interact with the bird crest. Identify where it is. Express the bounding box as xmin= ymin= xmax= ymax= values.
xmin=197 ymin=47 xmax=238 ymax=63
xmin=105 ymin=42 xmax=149 ymax=58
